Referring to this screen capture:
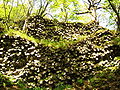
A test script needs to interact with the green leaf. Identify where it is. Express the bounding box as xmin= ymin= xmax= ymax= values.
xmin=77 ymin=79 xmax=83 ymax=84
xmin=114 ymin=56 xmax=120 ymax=60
